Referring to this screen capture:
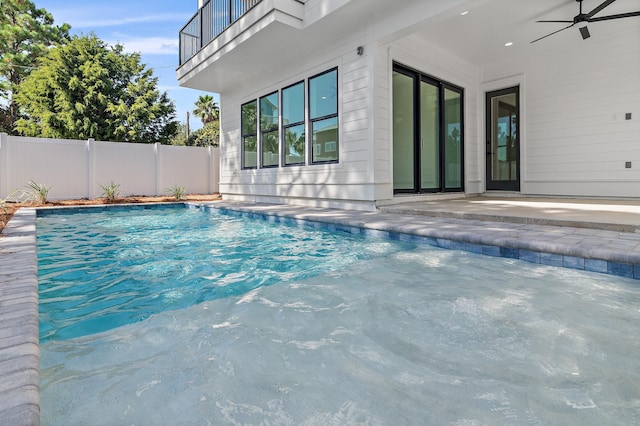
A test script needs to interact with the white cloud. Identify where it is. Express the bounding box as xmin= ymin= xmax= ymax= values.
xmin=66 ymin=13 xmax=193 ymax=29
xmin=107 ymin=37 xmax=179 ymax=55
